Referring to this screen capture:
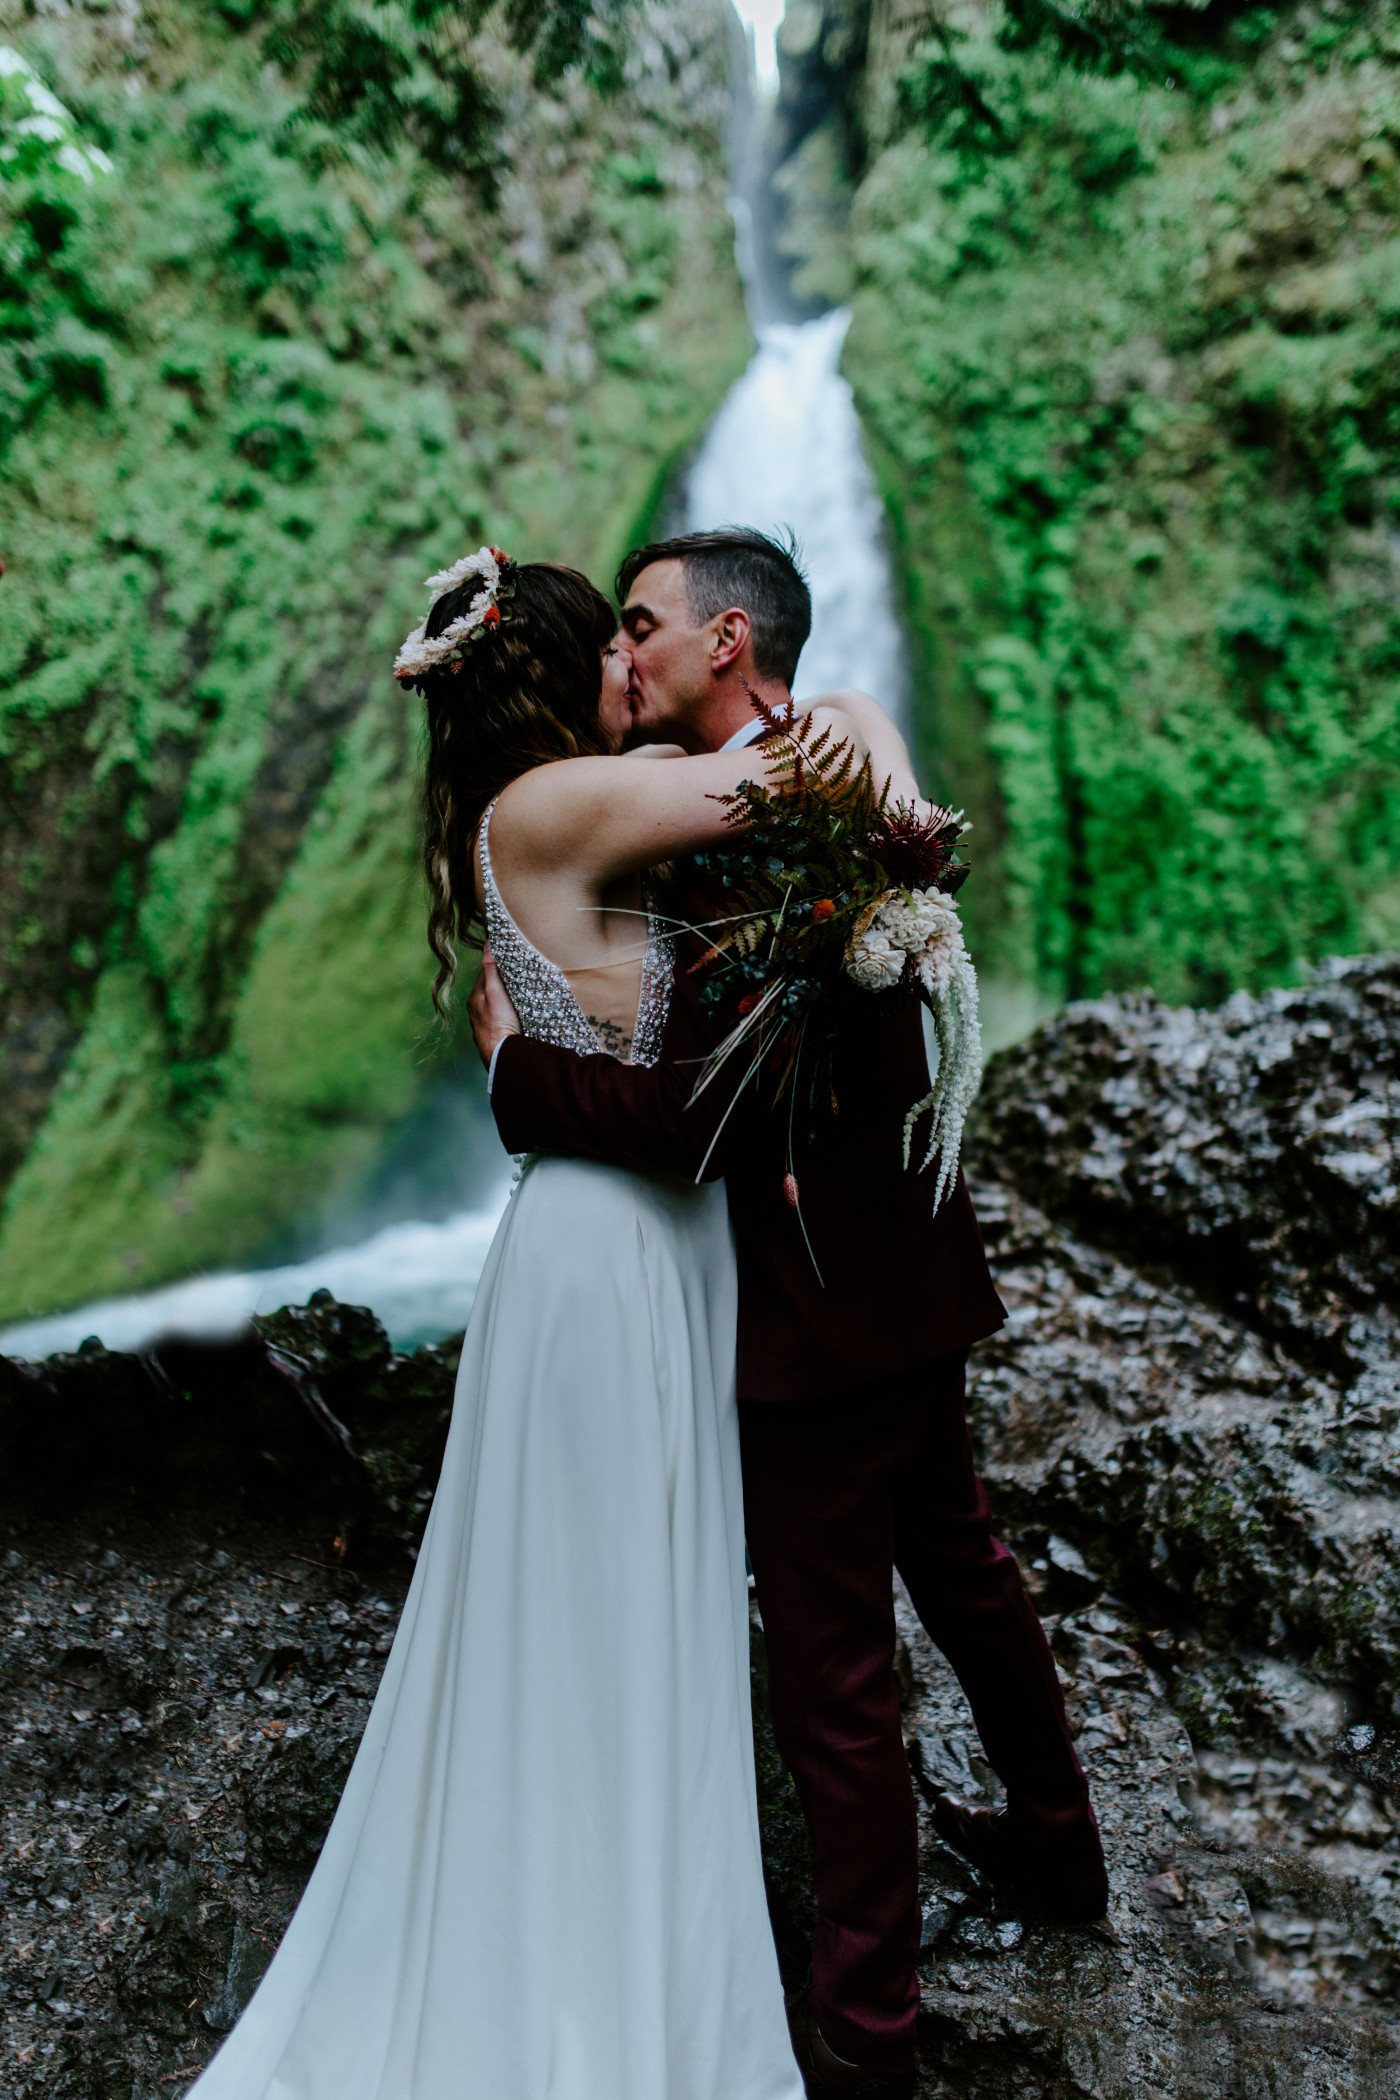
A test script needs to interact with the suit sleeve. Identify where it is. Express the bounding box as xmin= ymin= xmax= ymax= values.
xmin=488 ymin=971 xmax=745 ymax=1181
xmin=488 ymin=1035 xmax=719 ymax=1179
